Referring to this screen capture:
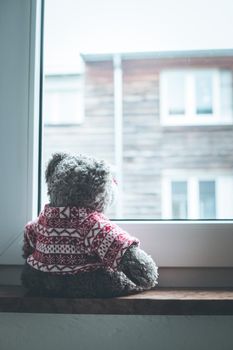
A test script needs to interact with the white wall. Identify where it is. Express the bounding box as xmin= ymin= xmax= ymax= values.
xmin=0 ymin=314 xmax=233 ymax=350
